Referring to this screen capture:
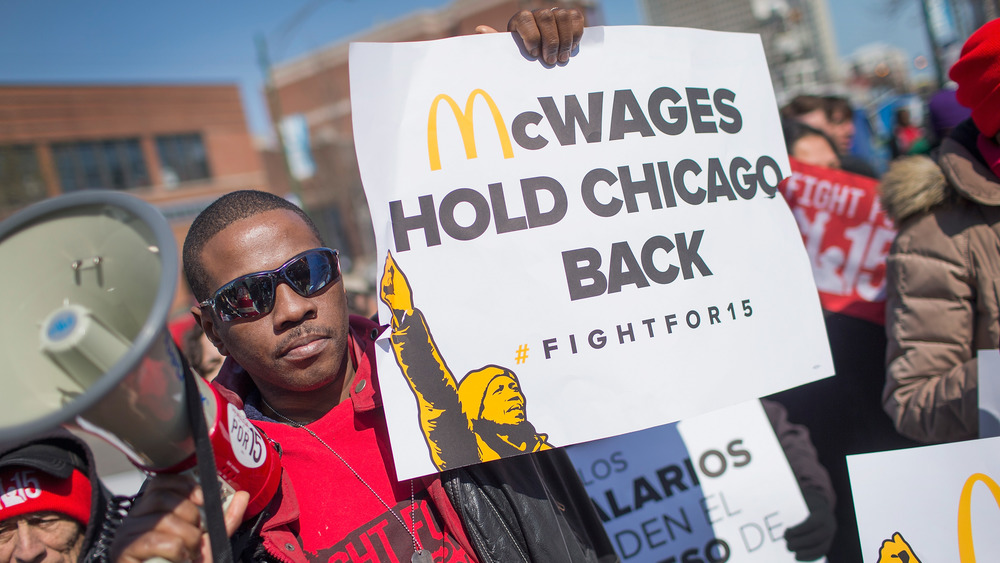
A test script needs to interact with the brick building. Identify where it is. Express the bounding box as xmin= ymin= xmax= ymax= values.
xmin=0 ymin=83 xmax=268 ymax=312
